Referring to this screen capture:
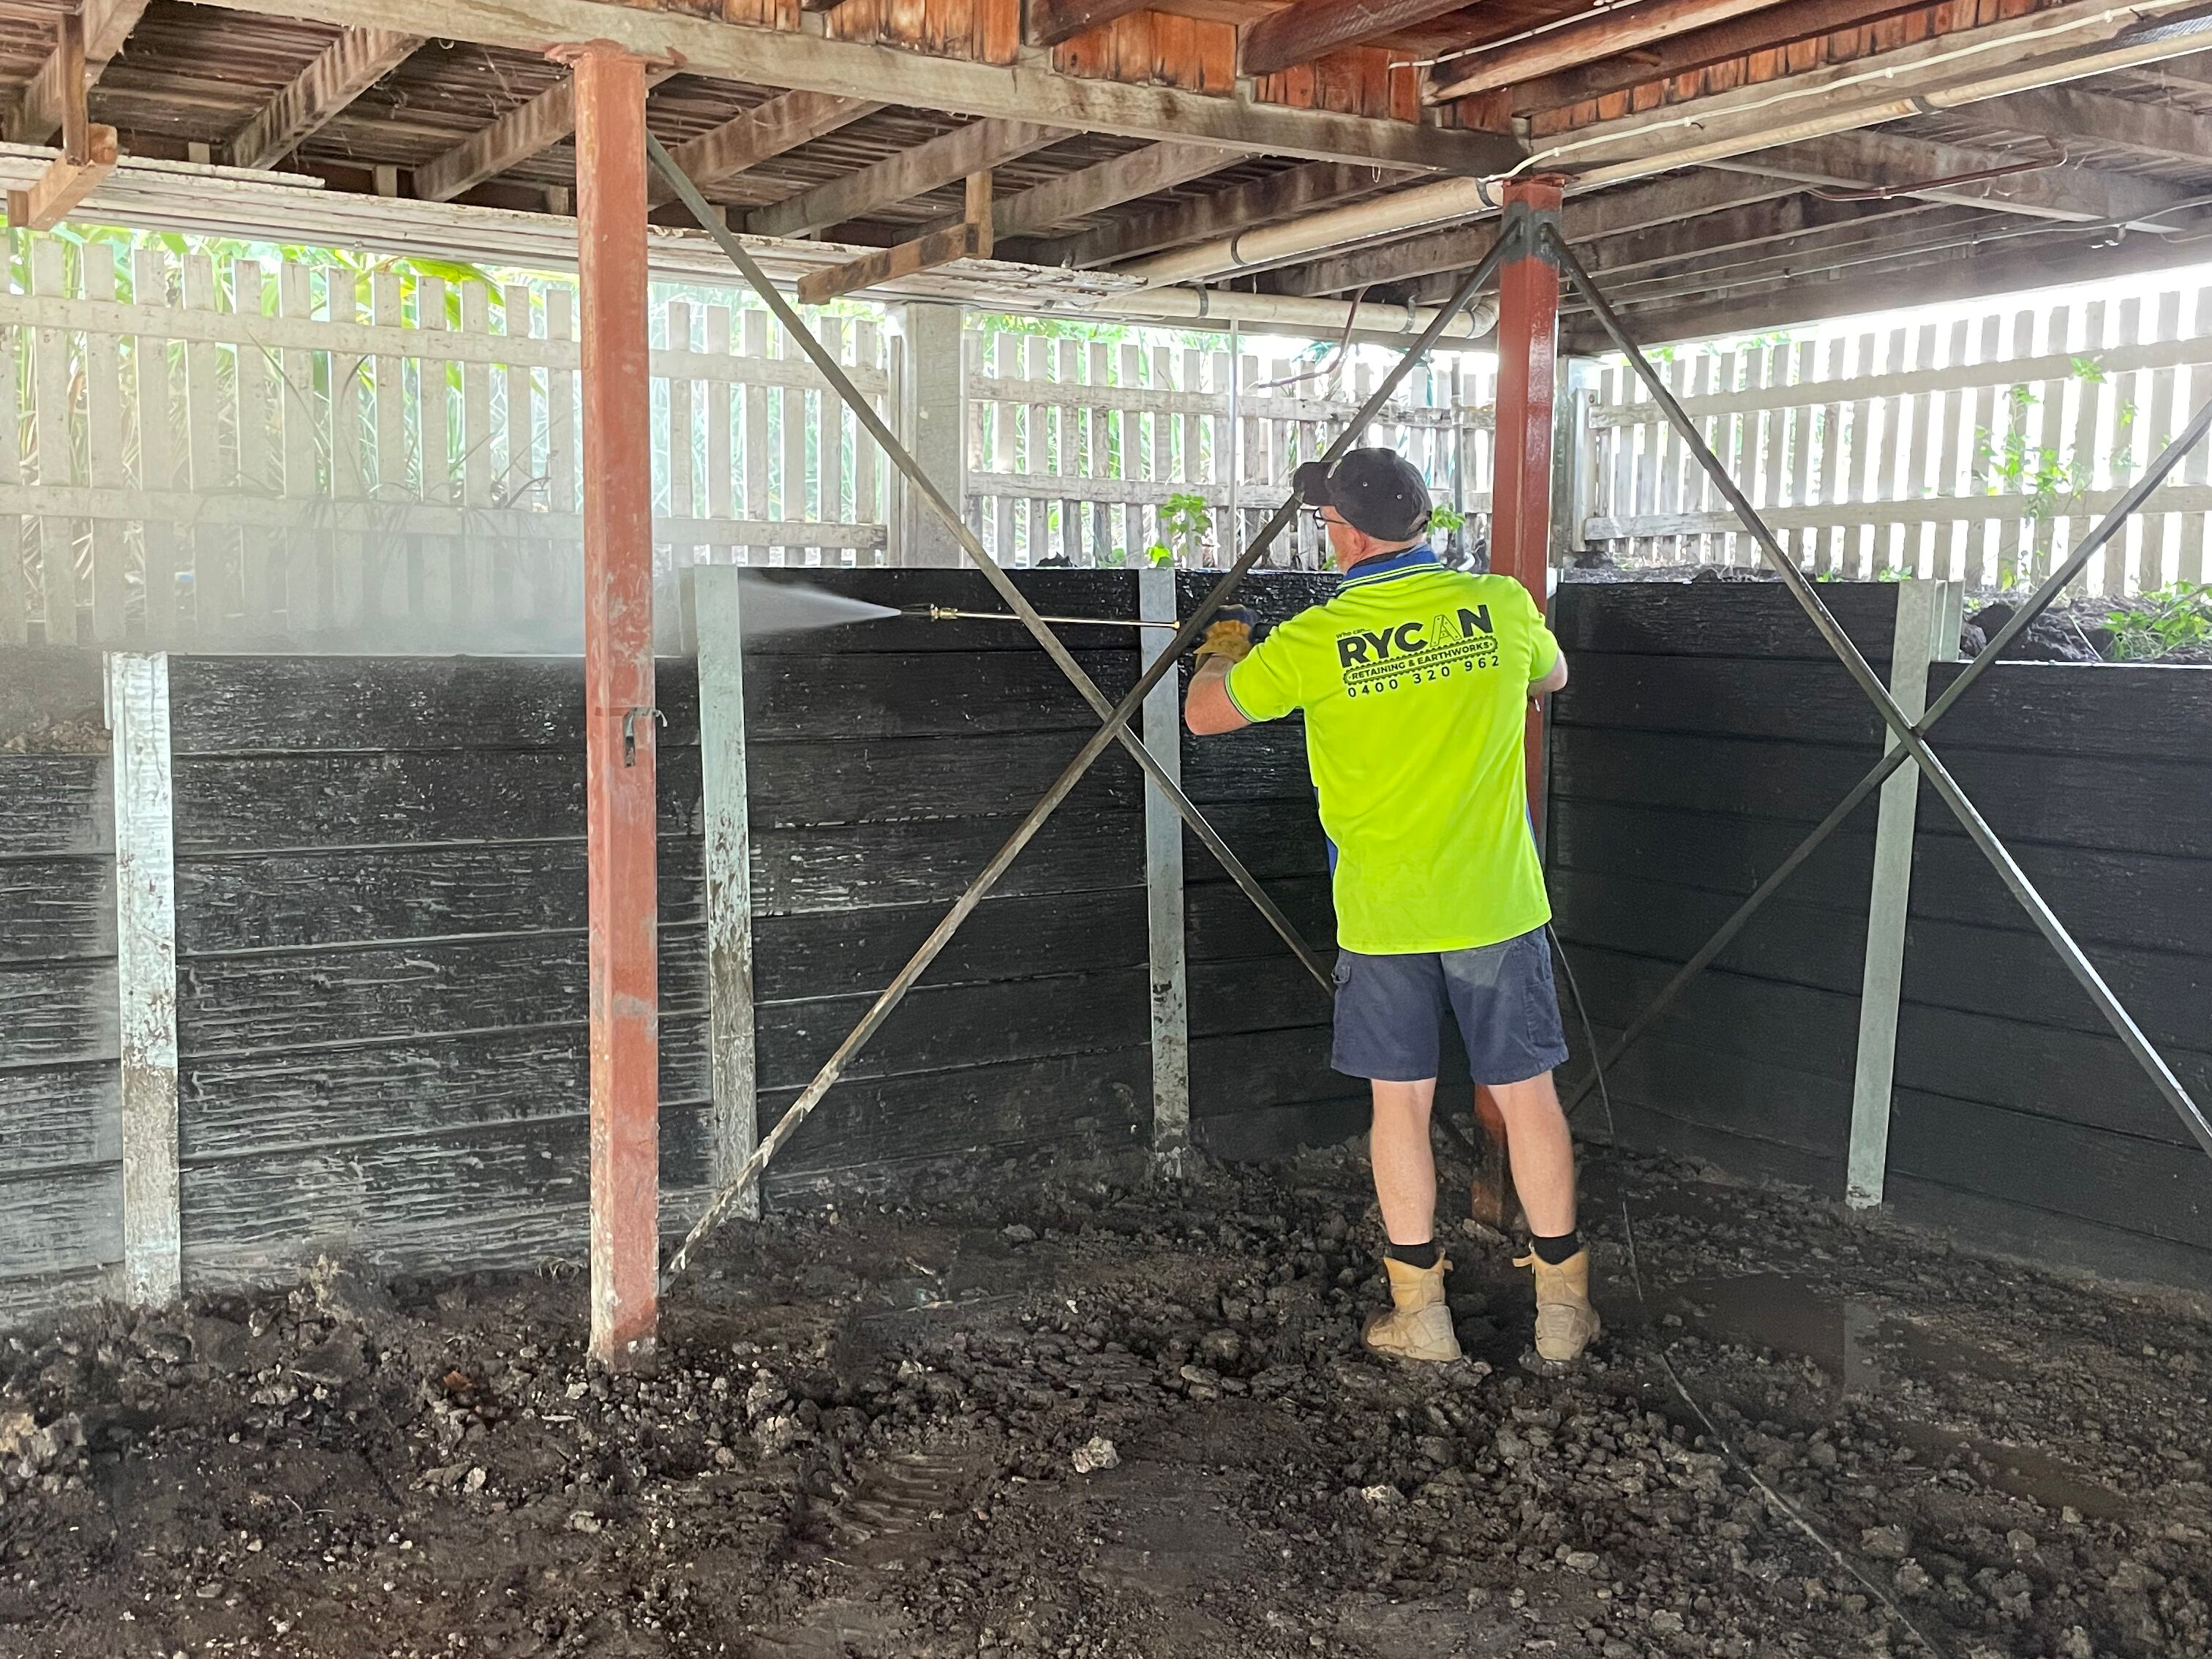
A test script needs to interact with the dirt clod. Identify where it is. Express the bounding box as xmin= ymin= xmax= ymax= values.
xmin=1072 ymin=1436 xmax=1119 ymax=1475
